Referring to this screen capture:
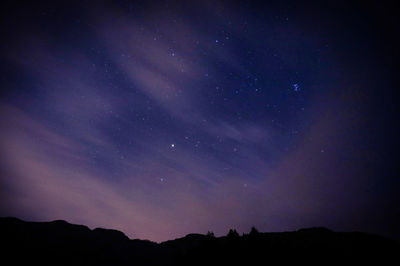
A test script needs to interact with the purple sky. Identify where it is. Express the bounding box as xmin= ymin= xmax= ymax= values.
xmin=0 ymin=1 xmax=399 ymax=242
